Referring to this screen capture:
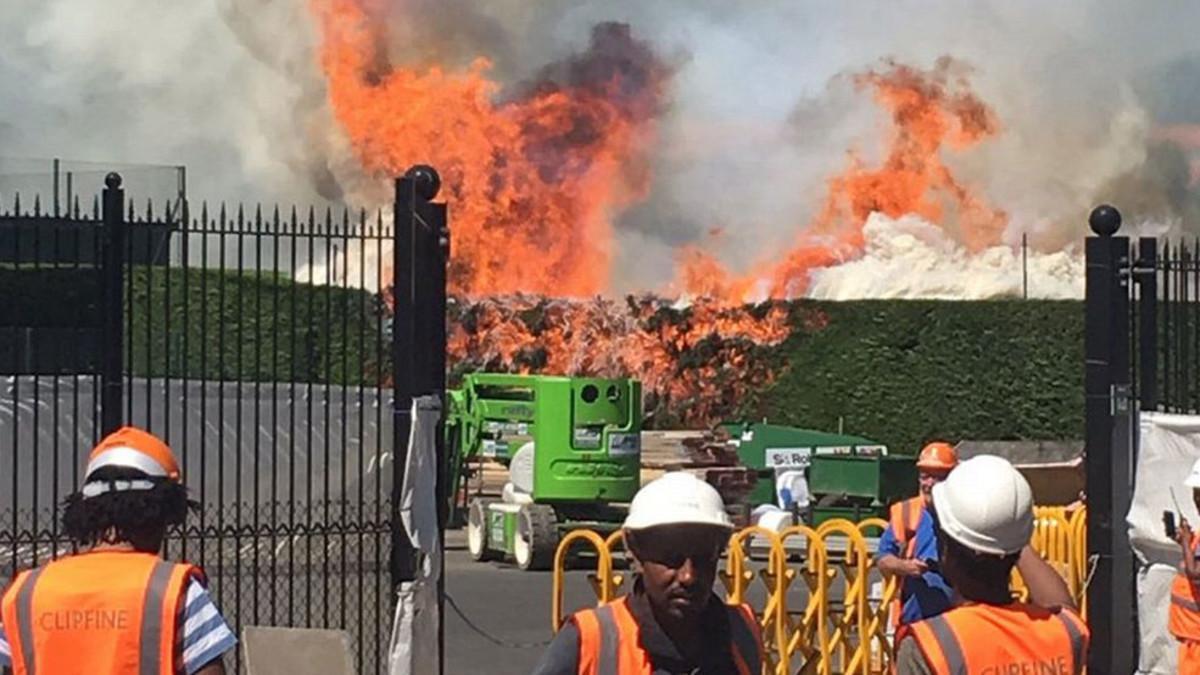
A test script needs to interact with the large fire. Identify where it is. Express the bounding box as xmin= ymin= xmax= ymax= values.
xmin=313 ymin=0 xmax=665 ymax=297
xmin=449 ymin=295 xmax=796 ymax=427
xmin=311 ymin=1 xmax=1006 ymax=424
xmin=679 ymin=57 xmax=1008 ymax=301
